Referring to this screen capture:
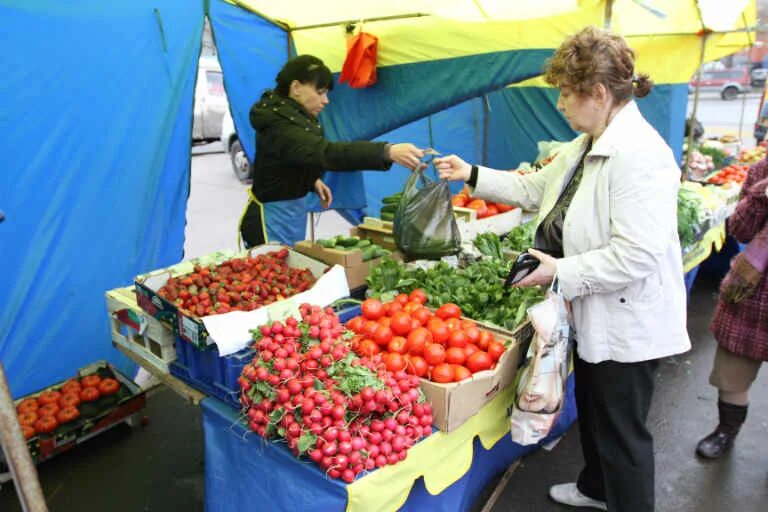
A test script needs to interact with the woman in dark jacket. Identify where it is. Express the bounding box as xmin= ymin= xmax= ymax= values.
xmin=239 ymin=55 xmax=423 ymax=247
xmin=696 ymin=158 xmax=768 ymax=459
